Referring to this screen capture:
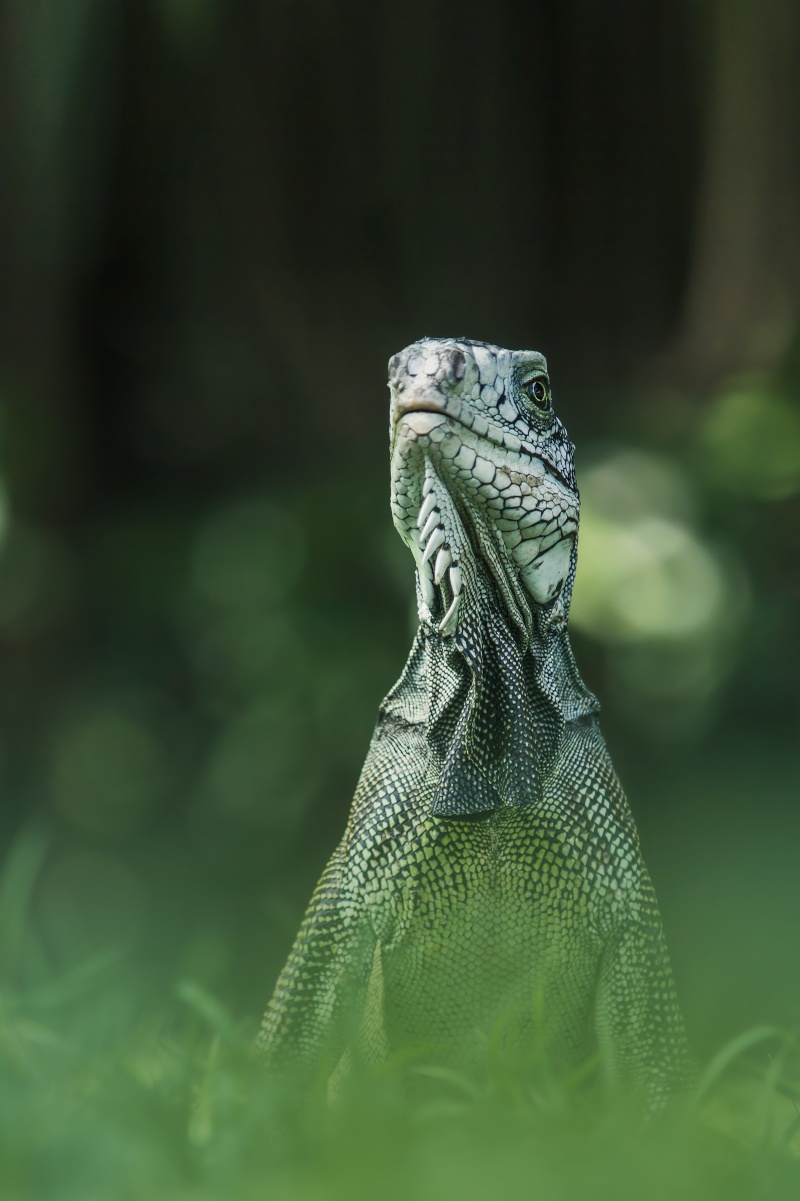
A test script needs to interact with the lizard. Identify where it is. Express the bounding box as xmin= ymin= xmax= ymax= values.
xmin=258 ymin=337 xmax=691 ymax=1105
